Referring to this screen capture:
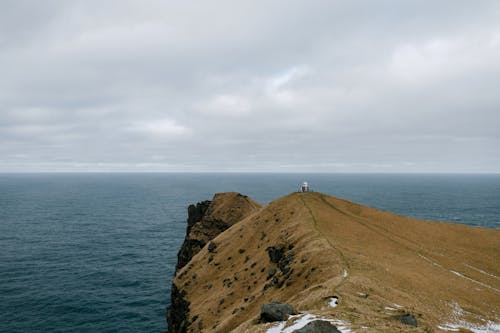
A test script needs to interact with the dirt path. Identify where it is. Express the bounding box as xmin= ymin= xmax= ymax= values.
xmin=299 ymin=195 xmax=350 ymax=291
xmin=317 ymin=193 xmax=500 ymax=296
